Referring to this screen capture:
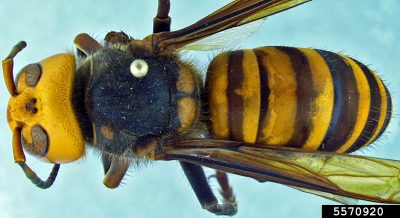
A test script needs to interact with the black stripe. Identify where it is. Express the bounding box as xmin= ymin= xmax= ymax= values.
xmin=278 ymin=47 xmax=315 ymax=148
xmin=316 ymin=50 xmax=359 ymax=152
xmin=254 ymin=49 xmax=270 ymax=142
xmin=227 ymin=51 xmax=245 ymax=141
xmin=346 ymin=60 xmax=381 ymax=153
